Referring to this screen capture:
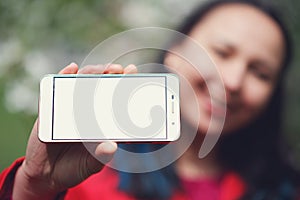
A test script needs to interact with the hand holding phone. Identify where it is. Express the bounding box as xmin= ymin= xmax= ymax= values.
xmin=12 ymin=63 xmax=127 ymax=200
